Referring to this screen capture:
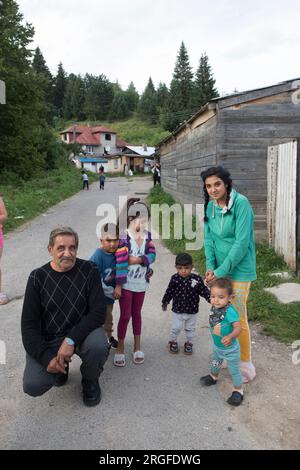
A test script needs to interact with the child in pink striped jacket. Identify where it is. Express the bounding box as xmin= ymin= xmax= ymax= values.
xmin=113 ymin=198 xmax=156 ymax=367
